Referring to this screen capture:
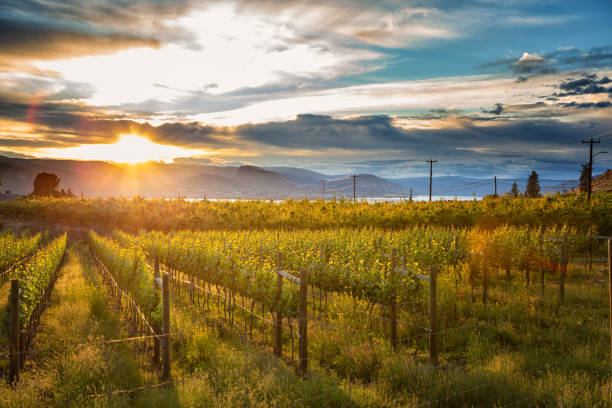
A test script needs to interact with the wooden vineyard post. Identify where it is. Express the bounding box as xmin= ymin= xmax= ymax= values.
xmin=607 ymin=239 xmax=611 ymax=367
xmin=274 ymin=252 xmax=283 ymax=358
xmin=482 ymin=257 xmax=488 ymax=305
xmin=9 ymin=279 xmax=20 ymax=384
xmin=539 ymin=233 xmax=545 ymax=297
xmin=559 ymin=235 xmax=568 ymax=305
xmin=429 ymin=266 xmax=438 ymax=366
xmin=153 ymin=256 xmax=160 ymax=366
xmin=390 ymin=249 xmax=398 ymax=351
xmin=299 ymin=269 xmax=308 ymax=374
xmin=161 ymin=273 xmax=171 ymax=380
